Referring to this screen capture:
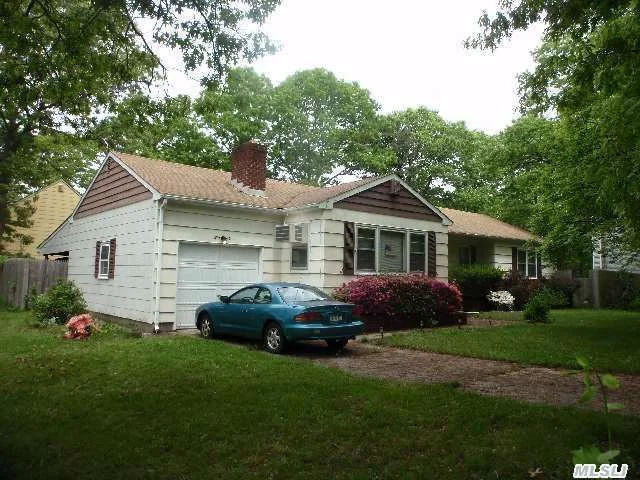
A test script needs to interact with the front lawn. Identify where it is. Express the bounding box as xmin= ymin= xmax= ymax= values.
xmin=1 ymin=310 xmax=639 ymax=479
xmin=382 ymin=309 xmax=640 ymax=373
